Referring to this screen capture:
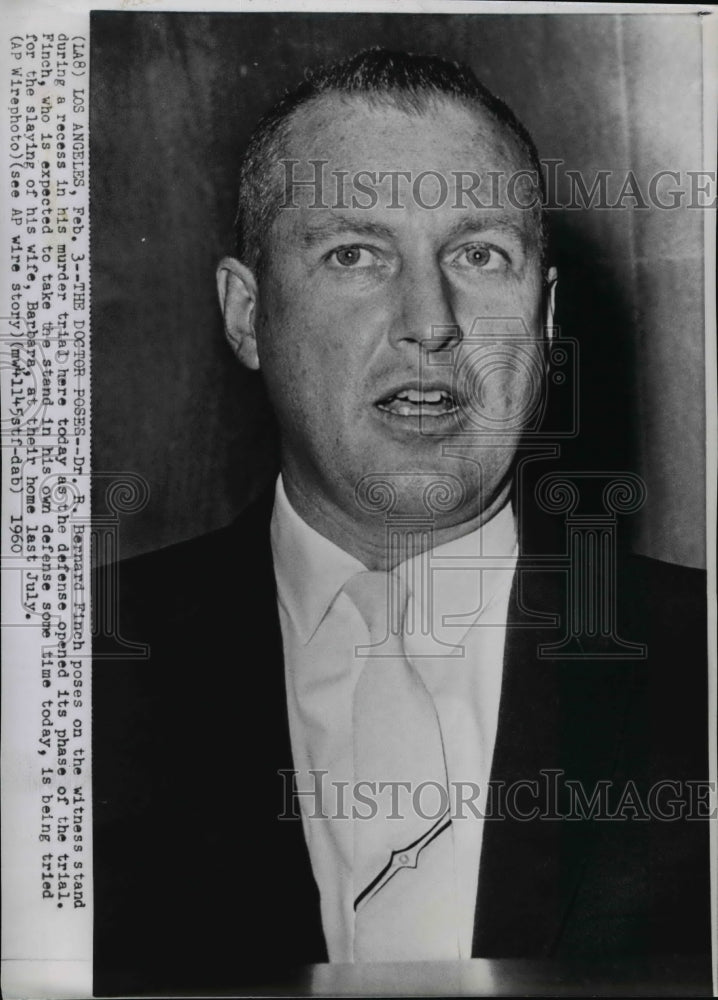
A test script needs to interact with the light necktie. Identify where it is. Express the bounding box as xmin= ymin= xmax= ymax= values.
xmin=343 ymin=570 xmax=460 ymax=962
